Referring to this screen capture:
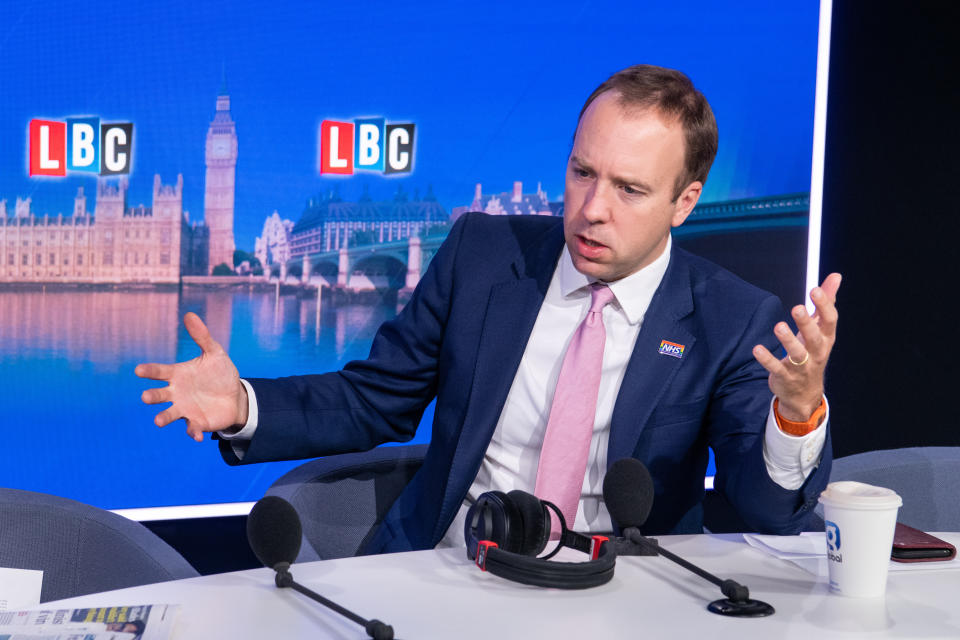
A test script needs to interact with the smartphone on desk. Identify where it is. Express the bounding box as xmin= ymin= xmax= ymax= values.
xmin=891 ymin=522 xmax=957 ymax=563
